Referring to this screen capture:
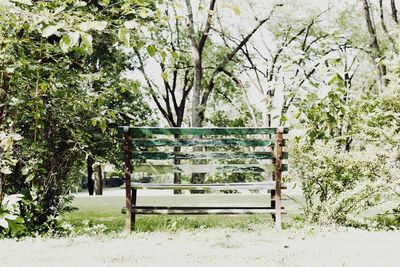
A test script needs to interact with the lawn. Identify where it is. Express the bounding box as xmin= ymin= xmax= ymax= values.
xmin=62 ymin=190 xmax=303 ymax=232
xmin=1 ymin=227 xmax=400 ymax=267
xmin=3 ymin=190 xmax=399 ymax=267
